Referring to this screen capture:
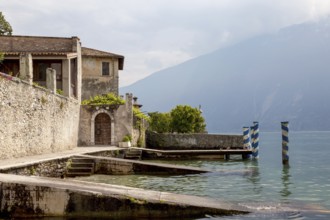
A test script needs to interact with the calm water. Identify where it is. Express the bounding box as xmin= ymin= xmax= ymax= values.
xmin=78 ymin=131 xmax=330 ymax=219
